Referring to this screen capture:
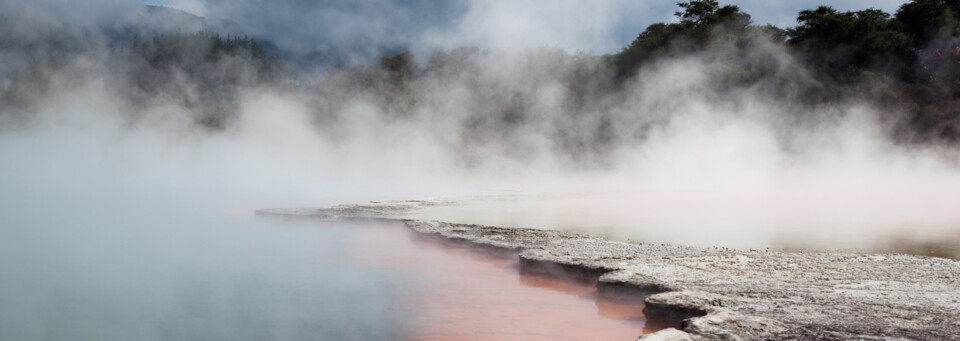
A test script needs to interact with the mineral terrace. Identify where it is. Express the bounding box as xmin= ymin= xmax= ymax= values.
xmin=257 ymin=200 xmax=960 ymax=341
